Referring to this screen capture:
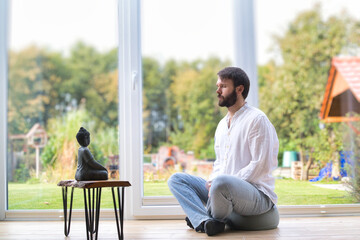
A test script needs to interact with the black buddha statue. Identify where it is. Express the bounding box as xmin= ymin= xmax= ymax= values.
xmin=75 ymin=127 xmax=108 ymax=181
